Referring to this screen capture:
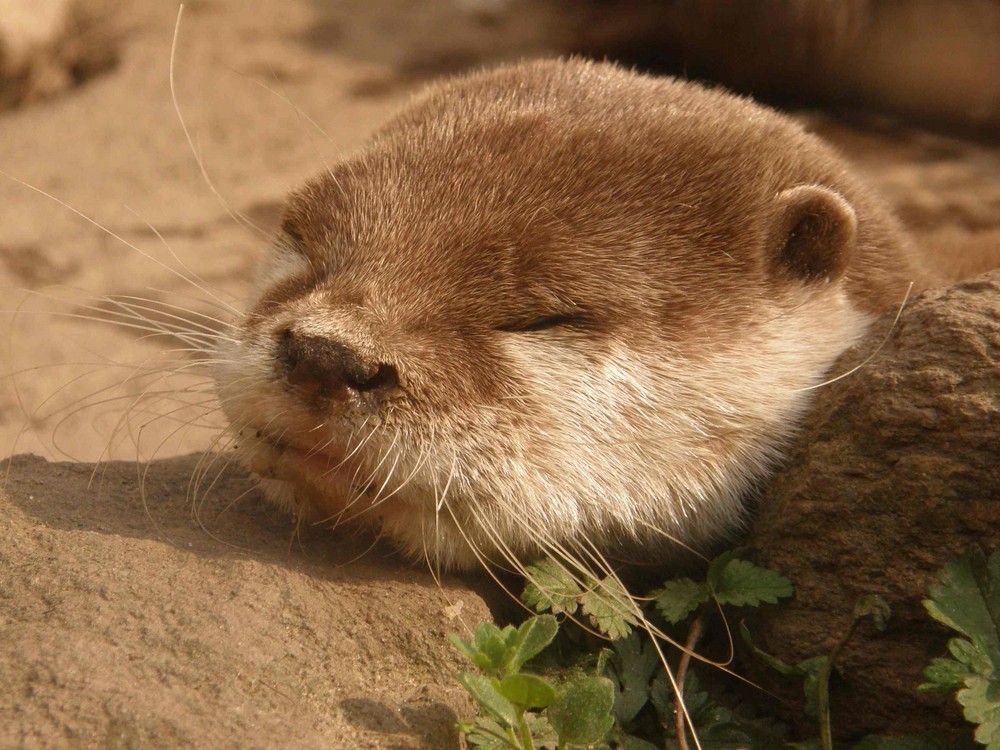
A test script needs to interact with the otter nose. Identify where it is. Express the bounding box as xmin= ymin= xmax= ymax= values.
xmin=276 ymin=328 xmax=398 ymax=401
